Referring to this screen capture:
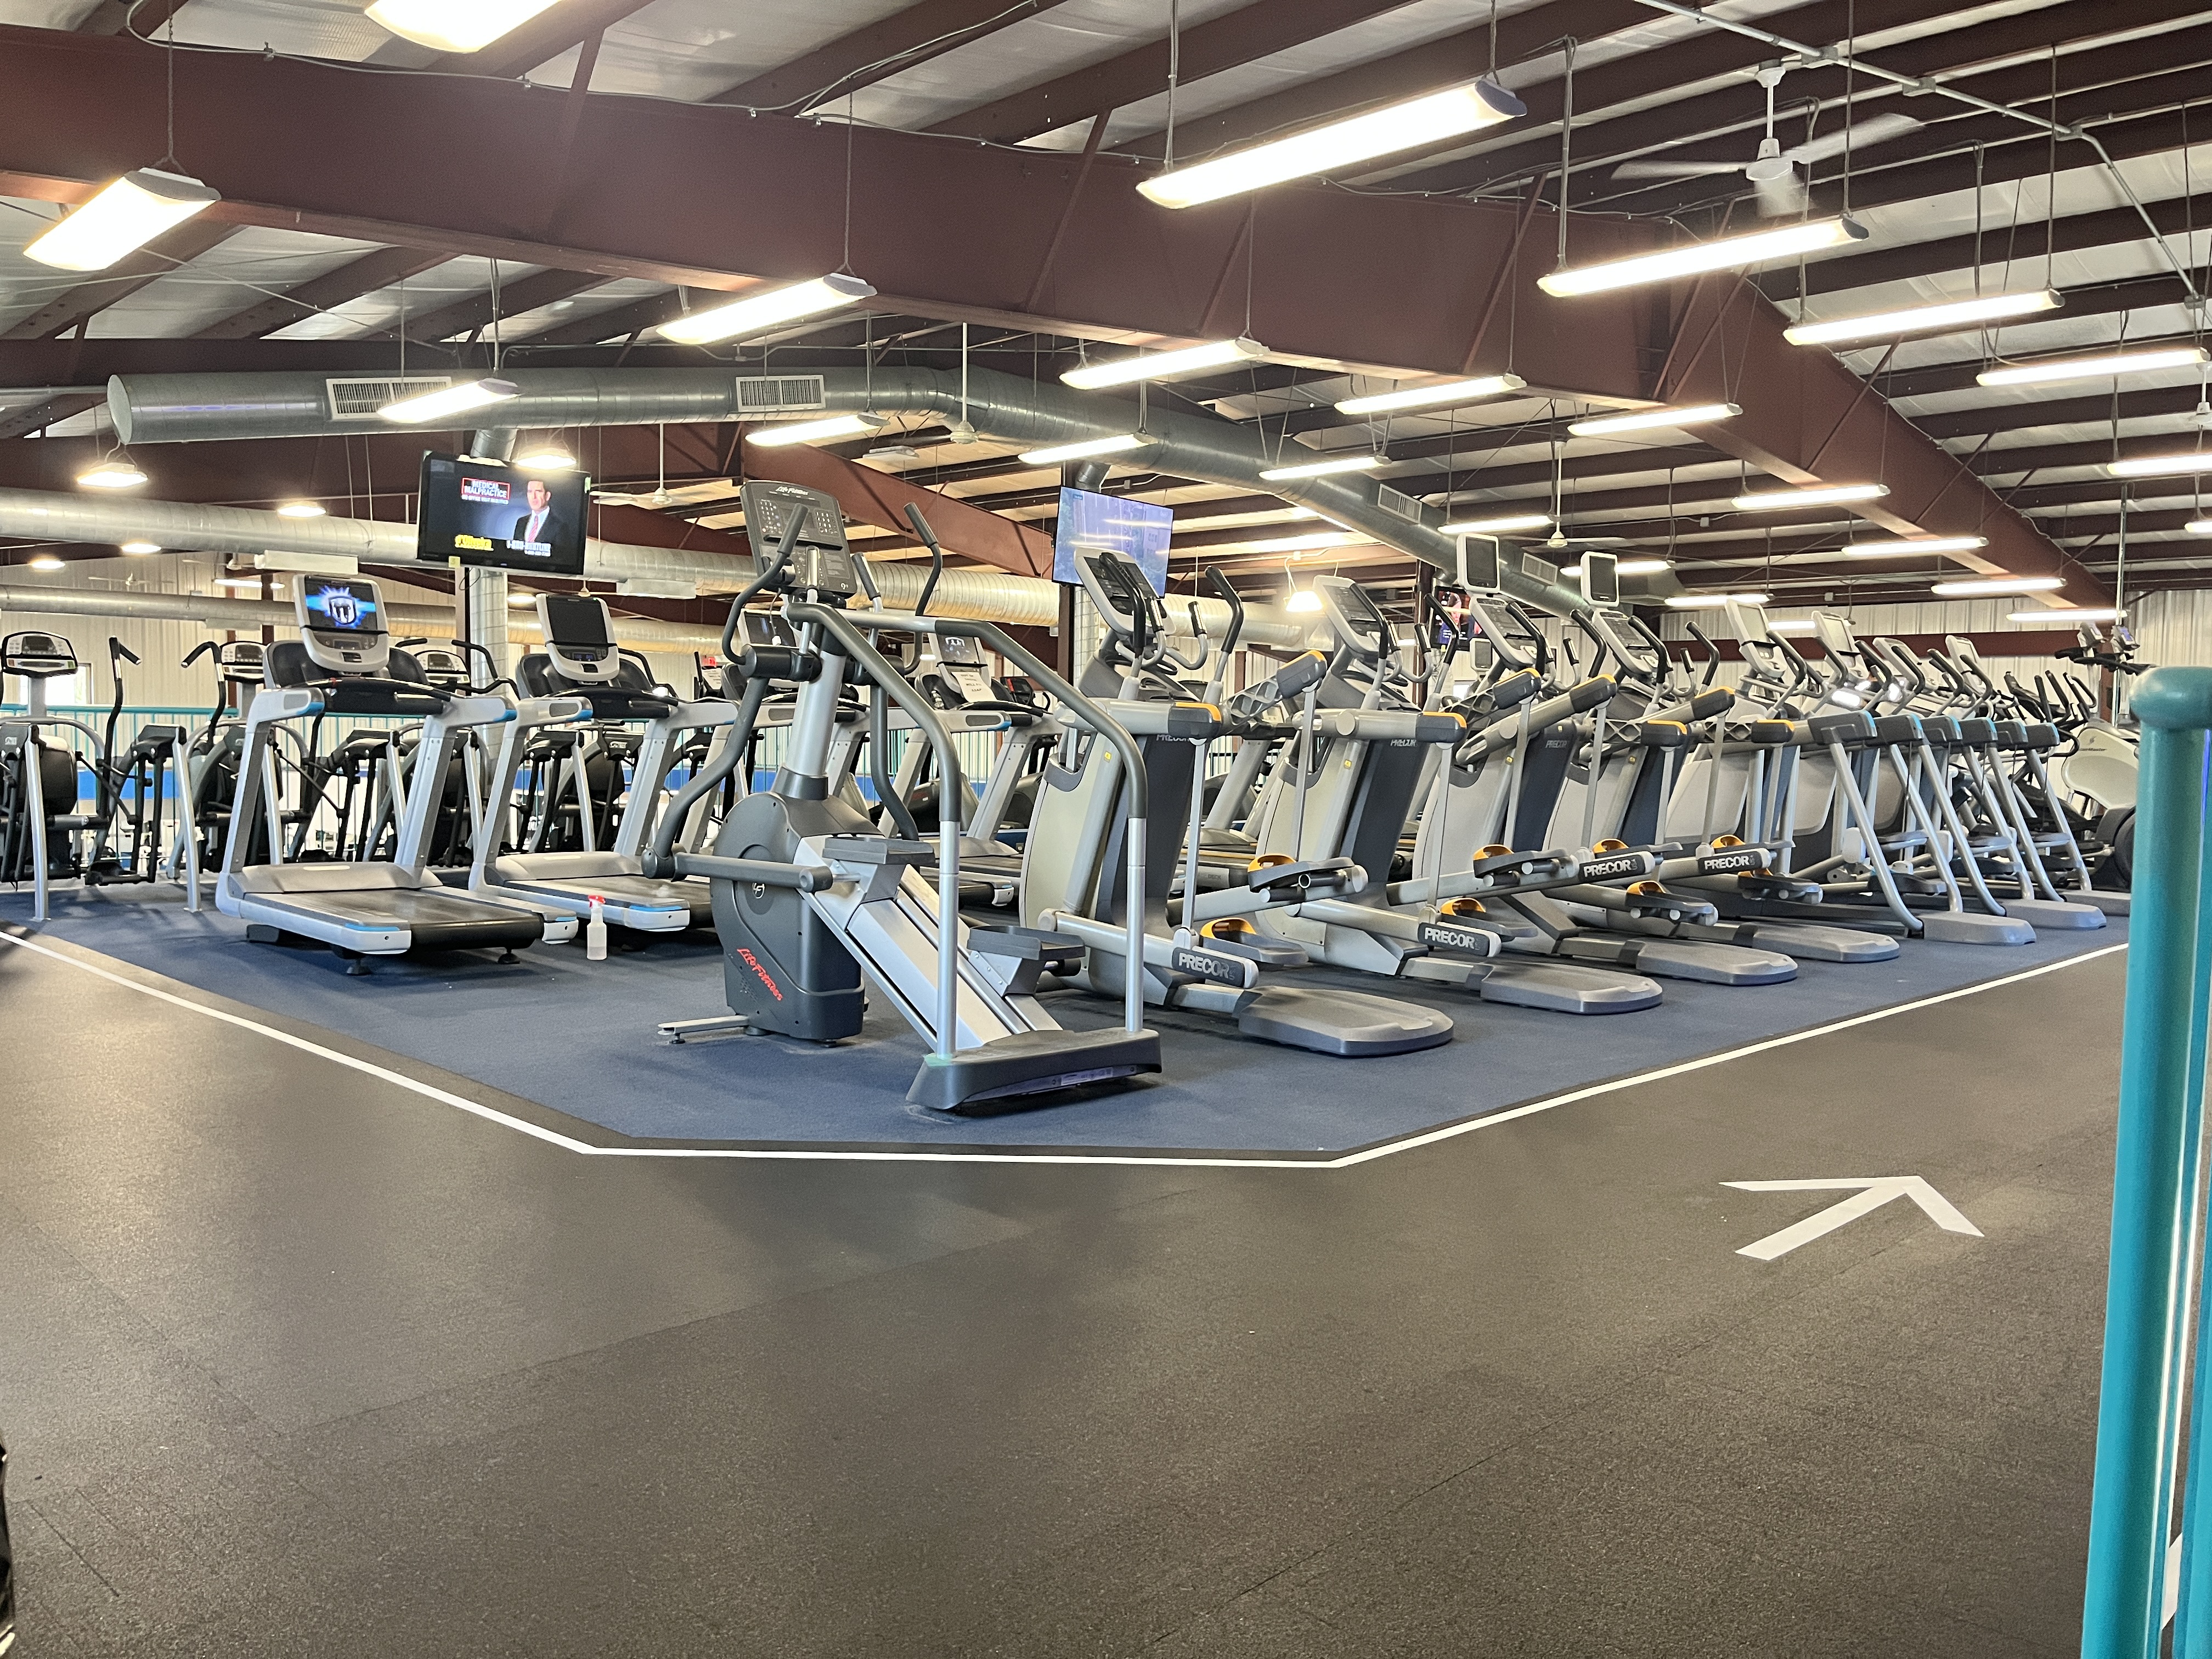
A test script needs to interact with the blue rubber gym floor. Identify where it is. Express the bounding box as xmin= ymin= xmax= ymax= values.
xmin=2 ymin=884 xmax=2124 ymax=1158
